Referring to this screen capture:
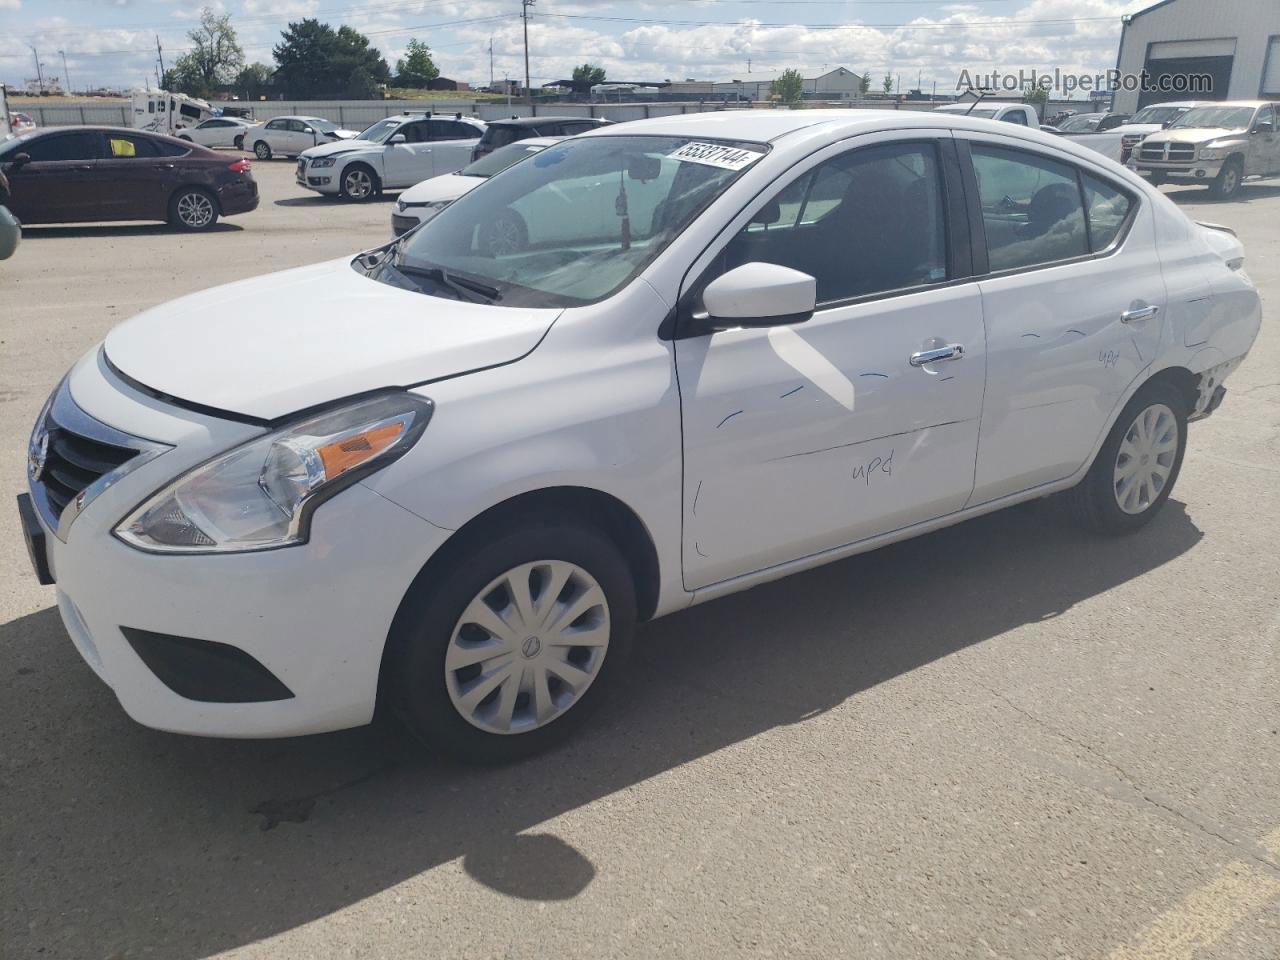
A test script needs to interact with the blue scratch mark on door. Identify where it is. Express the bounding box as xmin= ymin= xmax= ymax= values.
xmin=692 ymin=480 xmax=702 ymax=516
xmin=939 ymin=376 xmax=955 ymax=382
xmin=859 ymin=372 xmax=889 ymax=378
xmin=1021 ymin=333 xmax=1042 ymax=339
xmin=779 ymin=385 xmax=804 ymax=398
xmin=695 ymin=542 xmax=709 ymax=558
xmin=1066 ymin=329 xmax=1086 ymax=337
xmin=716 ymin=410 xmax=743 ymax=429
xmin=1130 ymin=336 xmax=1144 ymax=363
